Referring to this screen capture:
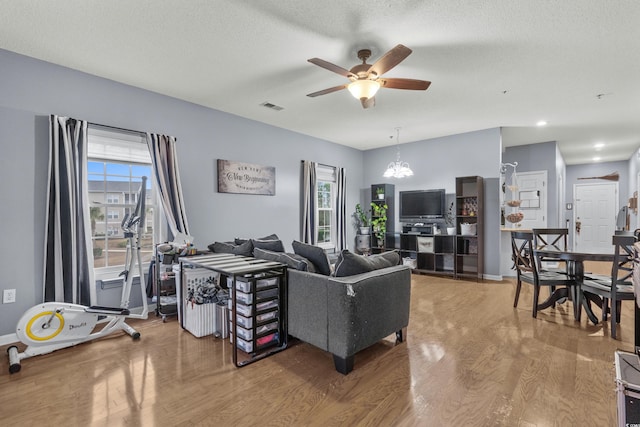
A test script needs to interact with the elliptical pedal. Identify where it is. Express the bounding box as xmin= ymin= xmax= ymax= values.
xmin=86 ymin=306 xmax=130 ymax=316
